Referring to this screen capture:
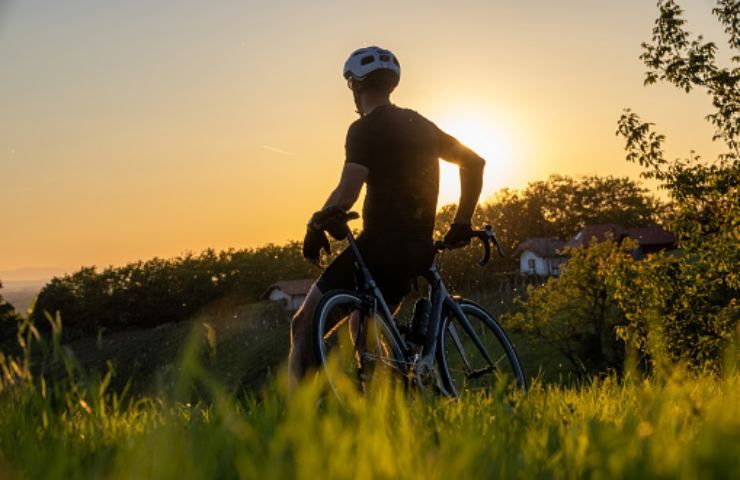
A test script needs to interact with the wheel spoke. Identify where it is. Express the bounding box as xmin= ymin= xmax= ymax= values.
xmin=314 ymin=292 xmax=406 ymax=400
xmin=447 ymin=322 xmax=473 ymax=375
xmin=439 ymin=303 xmax=526 ymax=395
xmin=493 ymin=352 xmax=508 ymax=369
